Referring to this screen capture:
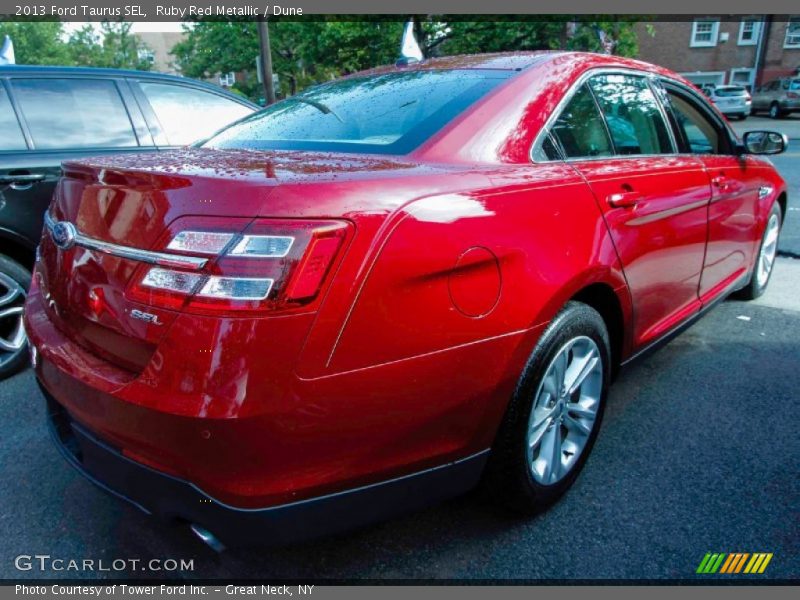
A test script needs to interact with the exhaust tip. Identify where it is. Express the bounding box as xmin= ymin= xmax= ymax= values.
xmin=189 ymin=523 xmax=226 ymax=553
